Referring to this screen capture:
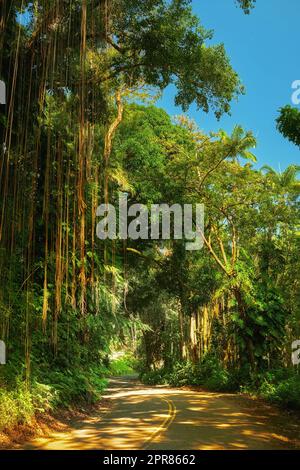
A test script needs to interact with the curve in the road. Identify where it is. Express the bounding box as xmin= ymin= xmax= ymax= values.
xmin=24 ymin=376 xmax=300 ymax=450
xmin=143 ymin=396 xmax=177 ymax=450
